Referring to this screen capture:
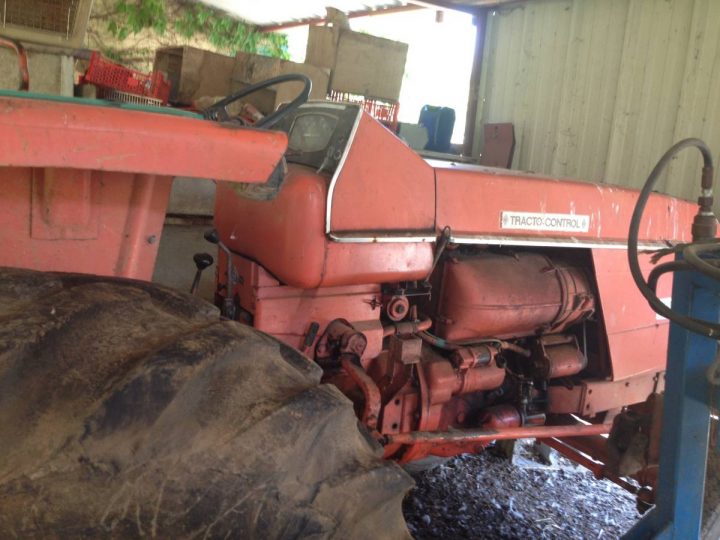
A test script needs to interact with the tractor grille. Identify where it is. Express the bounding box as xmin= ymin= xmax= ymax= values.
xmin=1 ymin=0 xmax=81 ymax=38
